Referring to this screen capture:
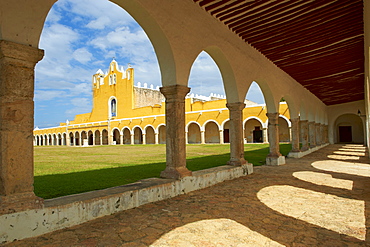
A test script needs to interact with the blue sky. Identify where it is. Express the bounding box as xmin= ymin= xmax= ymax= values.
xmin=35 ymin=0 xmax=264 ymax=128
